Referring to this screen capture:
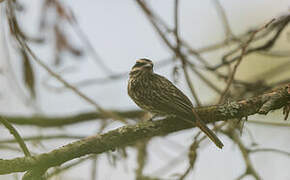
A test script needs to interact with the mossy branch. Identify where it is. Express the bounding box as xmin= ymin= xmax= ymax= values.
xmin=0 ymin=84 xmax=289 ymax=176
